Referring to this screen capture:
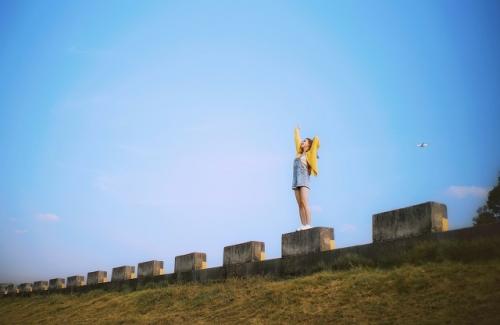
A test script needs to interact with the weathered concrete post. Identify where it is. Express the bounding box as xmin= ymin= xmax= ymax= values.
xmin=49 ymin=278 xmax=66 ymax=290
xmin=175 ymin=252 xmax=207 ymax=273
xmin=6 ymin=284 xmax=18 ymax=296
xmin=111 ymin=265 xmax=136 ymax=281
xmin=33 ymin=281 xmax=49 ymax=292
xmin=372 ymin=201 xmax=449 ymax=242
xmin=138 ymin=260 xmax=164 ymax=278
xmin=223 ymin=241 xmax=265 ymax=265
xmin=87 ymin=271 xmax=107 ymax=285
xmin=67 ymin=275 xmax=85 ymax=288
xmin=0 ymin=283 xmax=9 ymax=295
xmin=18 ymin=283 xmax=33 ymax=294
xmin=282 ymin=227 xmax=335 ymax=257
